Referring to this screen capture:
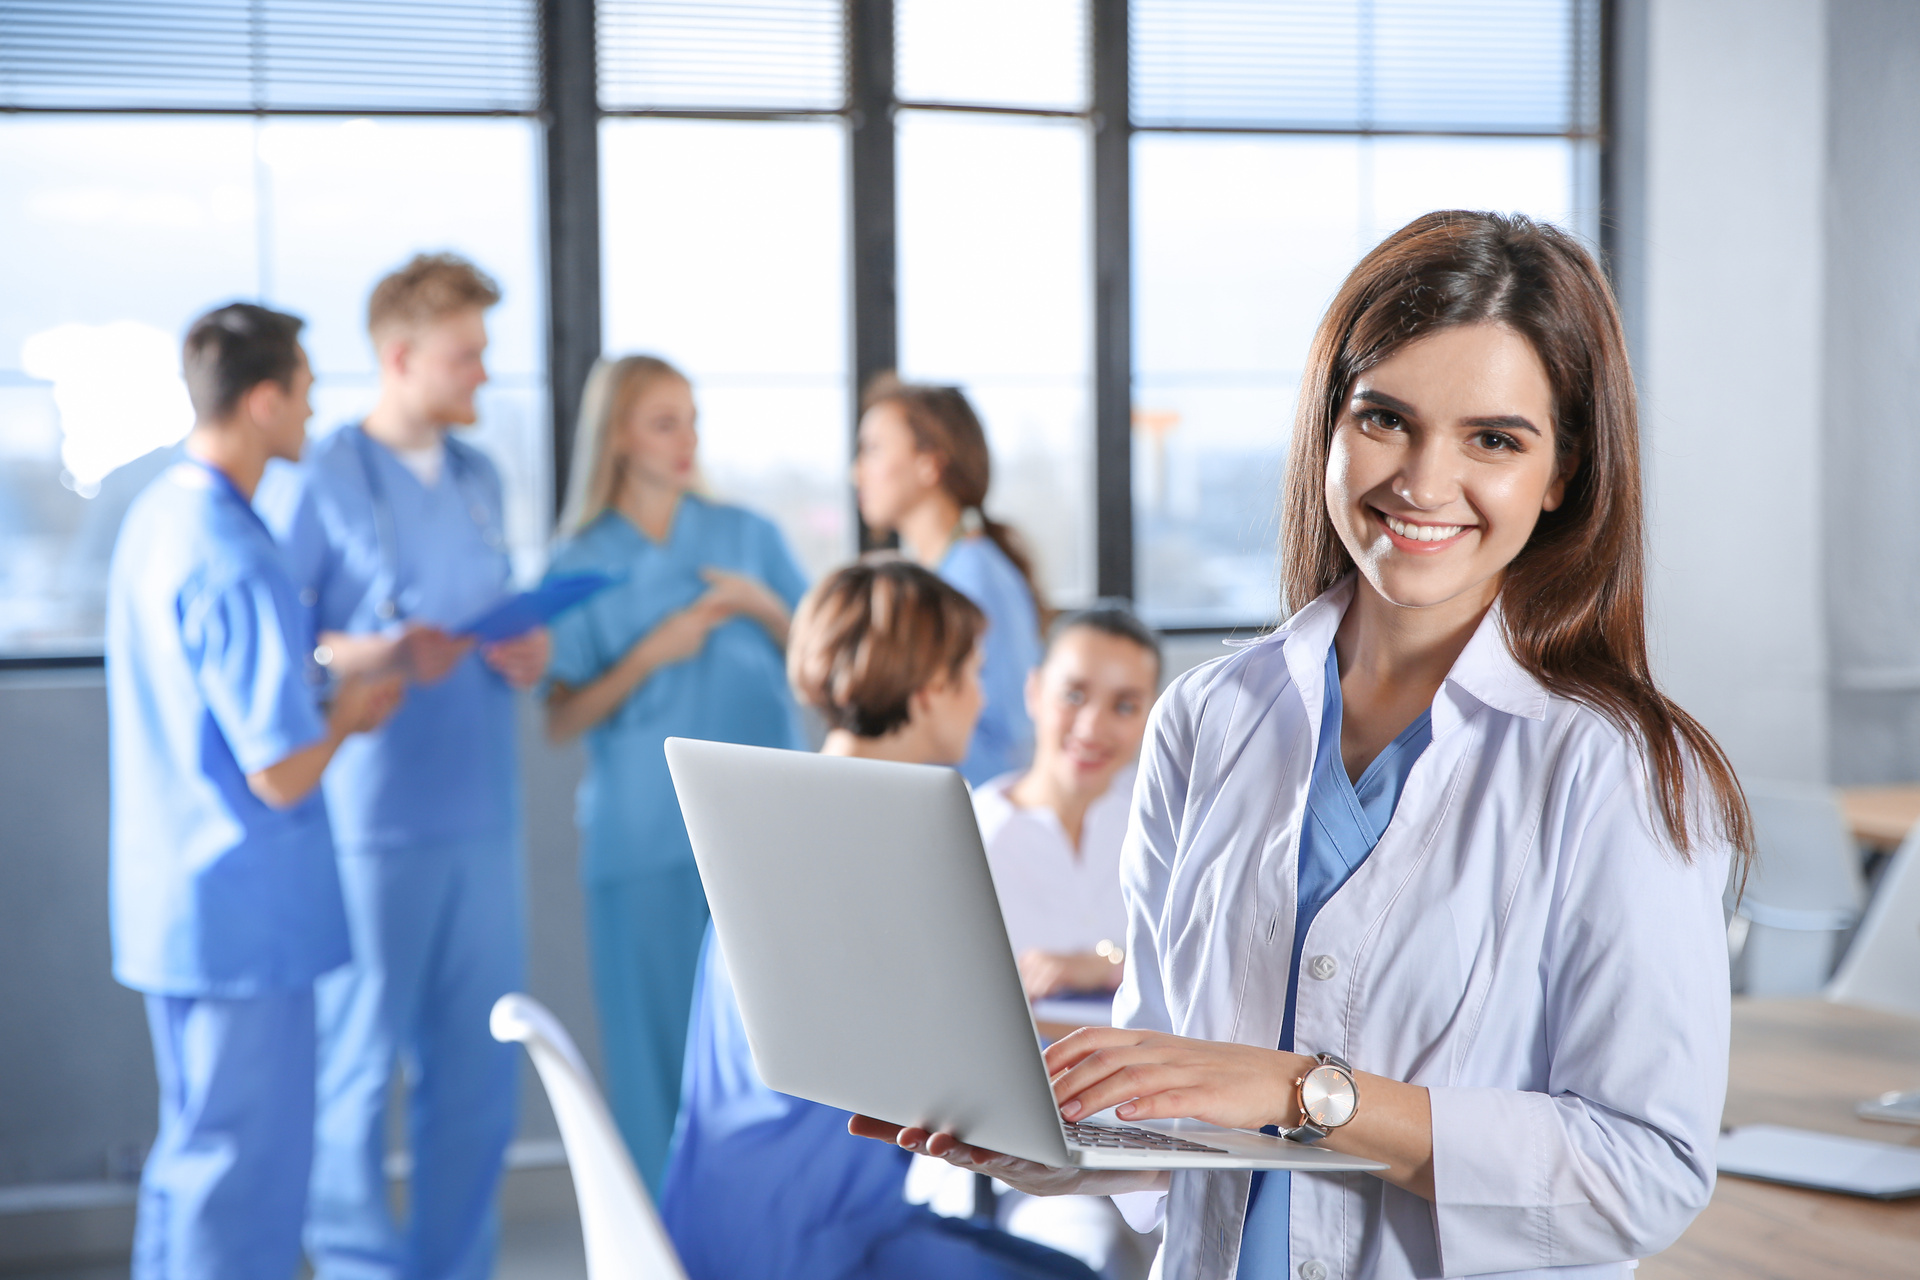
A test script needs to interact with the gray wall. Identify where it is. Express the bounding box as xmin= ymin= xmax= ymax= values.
xmin=1634 ymin=0 xmax=1920 ymax=788
xmin=1638 ymin=0 xmax=1832 ymax=783
xmin=1824 ymin=0 xmax=1920 ymax=782
xmin=0 ymin=670 xmax=598 ymax=1189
